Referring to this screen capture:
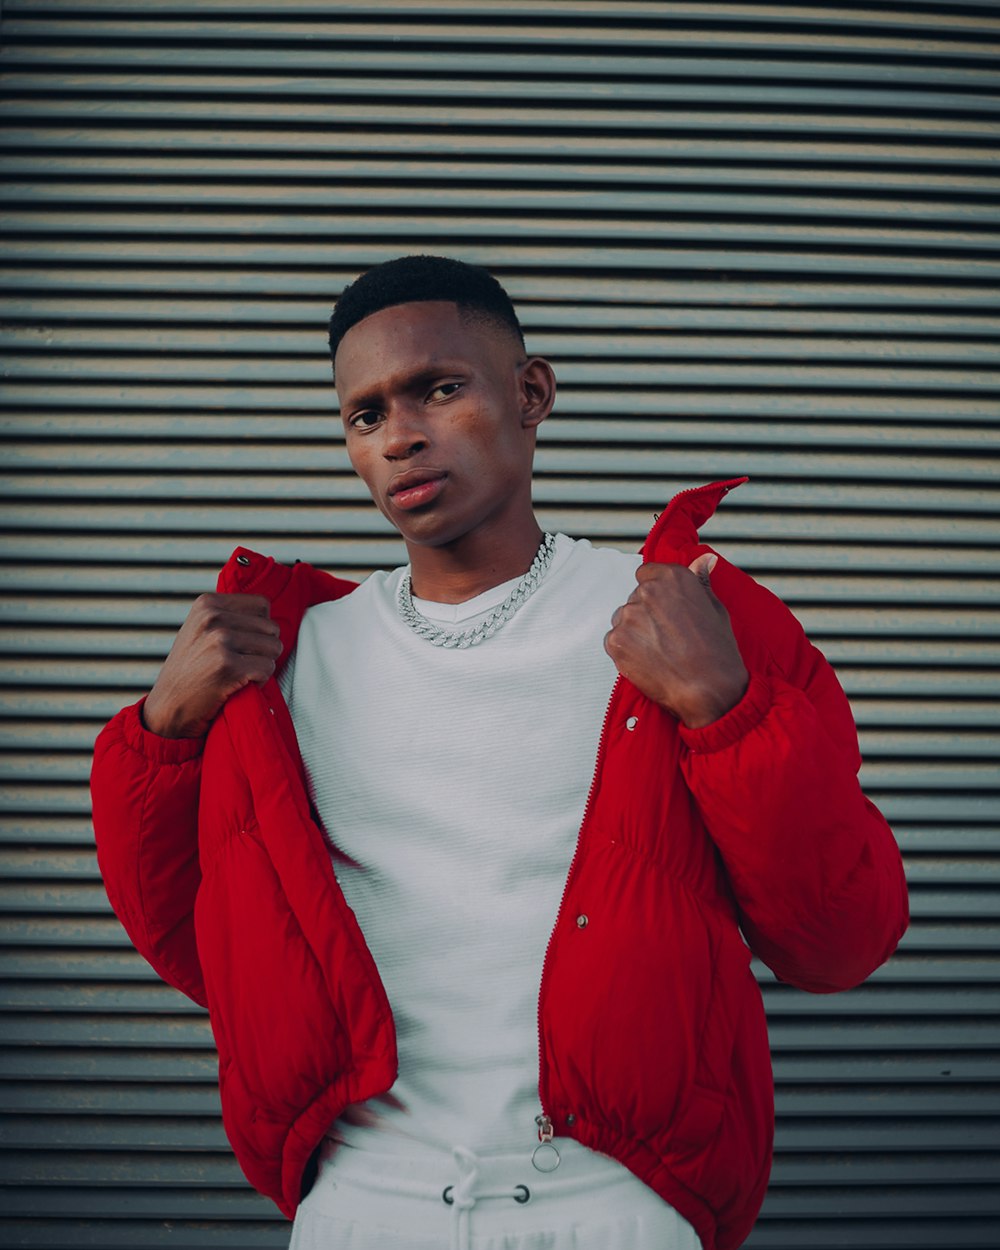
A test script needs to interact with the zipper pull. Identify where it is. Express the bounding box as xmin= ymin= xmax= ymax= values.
xmin=532 ymin=1113 xmax=561 ymax=1173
